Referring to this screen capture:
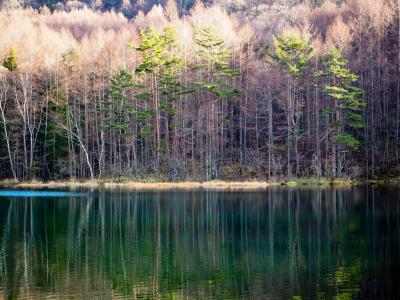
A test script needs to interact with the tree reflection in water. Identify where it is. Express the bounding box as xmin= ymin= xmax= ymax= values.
xmin=0 ymin=187 xmax=399 ymax=299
